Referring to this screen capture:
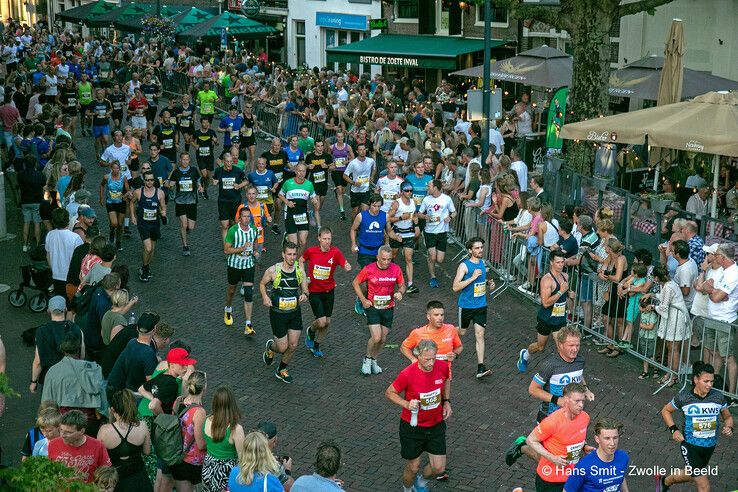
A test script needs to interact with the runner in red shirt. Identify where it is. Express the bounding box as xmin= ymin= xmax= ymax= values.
xmin=352 ymin=245 xmax=405 ymax=376
xmin=401 ymin=300 xmax=463 ymax=372
xmin=48 ymin=410 xmax=112 ymax=483
xmin=300 ymin=226 xmax=351 ymax=358
xmin=386 ymin=339 xmax=452 ymax=492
